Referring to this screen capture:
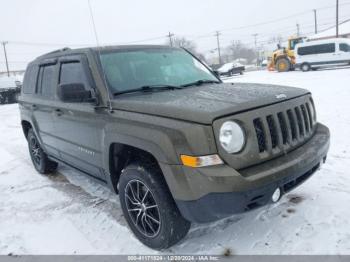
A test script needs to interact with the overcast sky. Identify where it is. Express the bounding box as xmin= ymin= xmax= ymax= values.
xmin=1 ymin=0 xmax=349 ymax=71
